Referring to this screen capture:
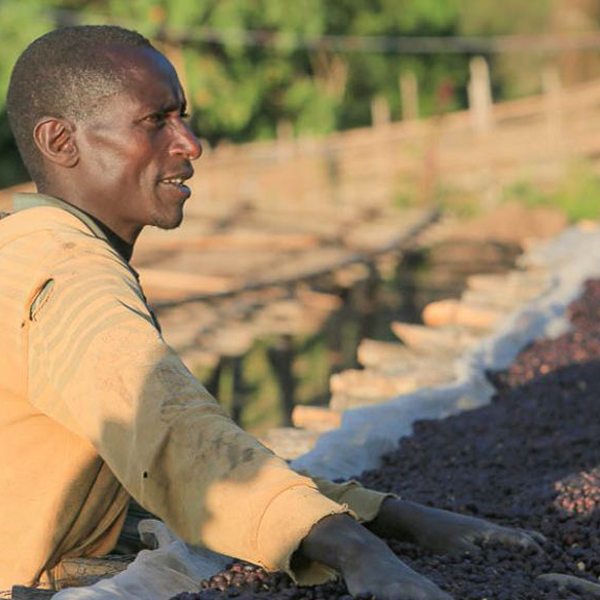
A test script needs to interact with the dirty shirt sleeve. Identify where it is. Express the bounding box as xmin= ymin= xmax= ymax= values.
xmin=296 ymin=471 xmax=397 ymax=523
xmin=26 ymin=244 xmax=348 ymax=584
